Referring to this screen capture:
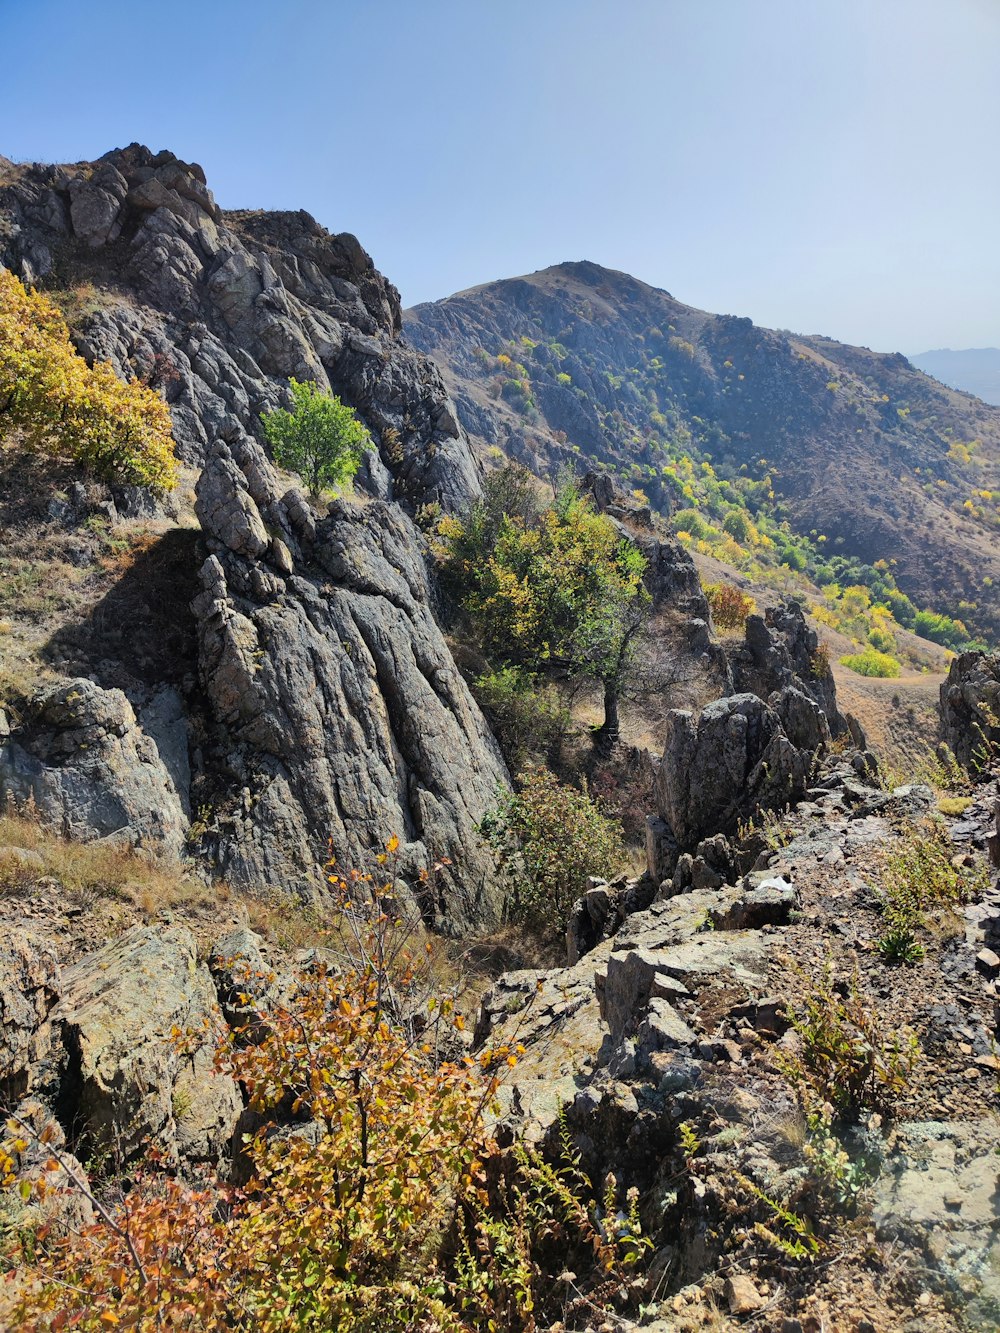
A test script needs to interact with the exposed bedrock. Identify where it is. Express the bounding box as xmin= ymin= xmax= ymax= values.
xmin=940 ymin=651 xmax=1000 ymax=774
xmin=192 ymin=435 xmax=510 ymax=931
xmin=0 ymin=143 xmax=480 ymax=514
